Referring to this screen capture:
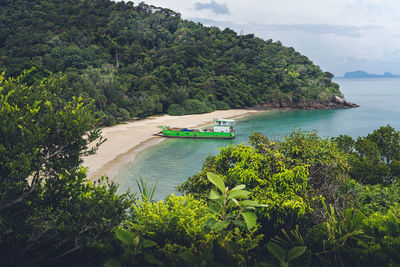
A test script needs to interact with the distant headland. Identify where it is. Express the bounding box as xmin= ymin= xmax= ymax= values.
xmin=340 ymin=71 xmax=400 ymax=79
